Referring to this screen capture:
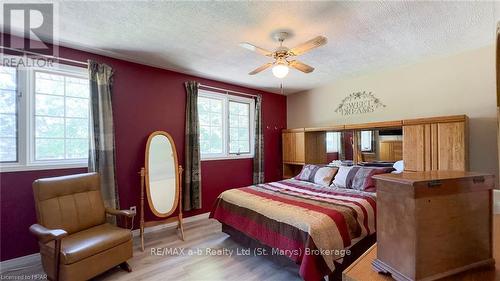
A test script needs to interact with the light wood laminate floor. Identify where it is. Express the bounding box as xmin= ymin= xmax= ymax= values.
xmin=0 ymin=218 xmax=302 ymax=281
xmin=2 ymin=215 xmax=499 ymax=281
